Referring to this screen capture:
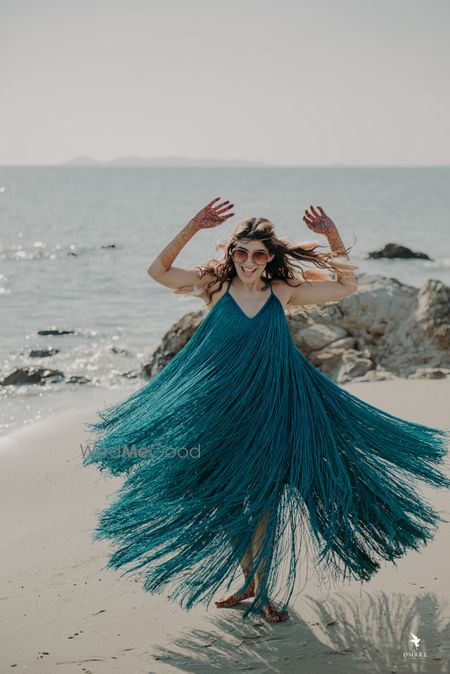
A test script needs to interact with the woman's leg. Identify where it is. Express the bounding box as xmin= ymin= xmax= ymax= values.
xmin=214 ymin=539 xmax=256 ymax=607
xmin=251 ymin=511 xmax=289 ymax=622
